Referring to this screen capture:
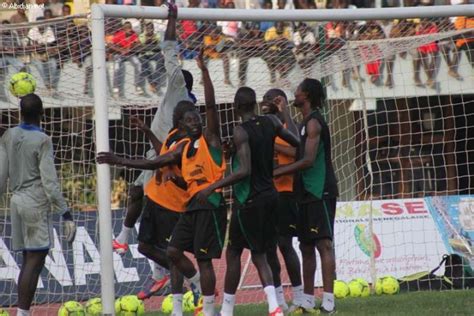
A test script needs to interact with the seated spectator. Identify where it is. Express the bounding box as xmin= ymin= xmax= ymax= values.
xmin=139 ymin=21 xmax=166 ymax=95
xmin=48 ymin=0 xmax=64 ymax=17
xmin=28 ymin=17 xmax=61 ymax=98
xmin=217 ymin=2 xmax=241 ymax=39
xmin=69 ymin=25 xmax=94 ymax=96
xmin=47 ymin=9 xmax=74 ymax=74
xmin=263 ymin=21 xmax=295 ymax=85
xmin=385 ymin=19 xmax=416 ymax=88
xmin=357 ymin=21 xmax=385 ymax=86
xmin=0 ymin=21 xmax=26 ymax=102
xmin=28 ymin=0 xmax=46 ymax=22
xmin=277 ymin=0 xmax=294 ymax=9
xmin=10 ymin=8 xmax=28 ymax=24
xmin=416 ymin=18 xmax=439 ymax=88
xmin=237 ymin=21 xmax=265 ymax=86
xmin=178 ymin=10 xmax=200 ymax=60
xmin=203 ymin=24 xmax=232 ymax=85
xmin=116 ymin=0 xmax=137 ymax=4
xmin=104 ymin=18 xmax=120 ymax=95
xmin=326 ymin=20 xmax=358 ymax=87
xmin=436 ymin=17 xmax=462 ymax=80
xmin=293 ymin=22 xmax=316 ymax=77
xmin=62 ymin=4 xmax=72 ymax=16
xmin=149 ymin=0 xmax=167 ymax=39
xmin=111 ymin=21 xmax=146 ymax=98
xmin=43 ymin=9 xmax=54 ymax=20
xmin=454 ymin=15 xmax=474 ymax=68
